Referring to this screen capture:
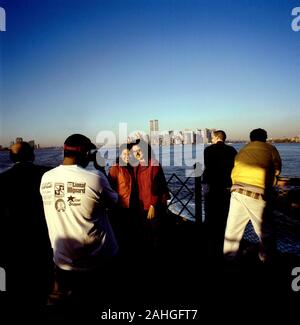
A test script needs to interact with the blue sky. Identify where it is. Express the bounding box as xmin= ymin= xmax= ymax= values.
xmin=0 ymin=0 xmax=300 ymax=146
